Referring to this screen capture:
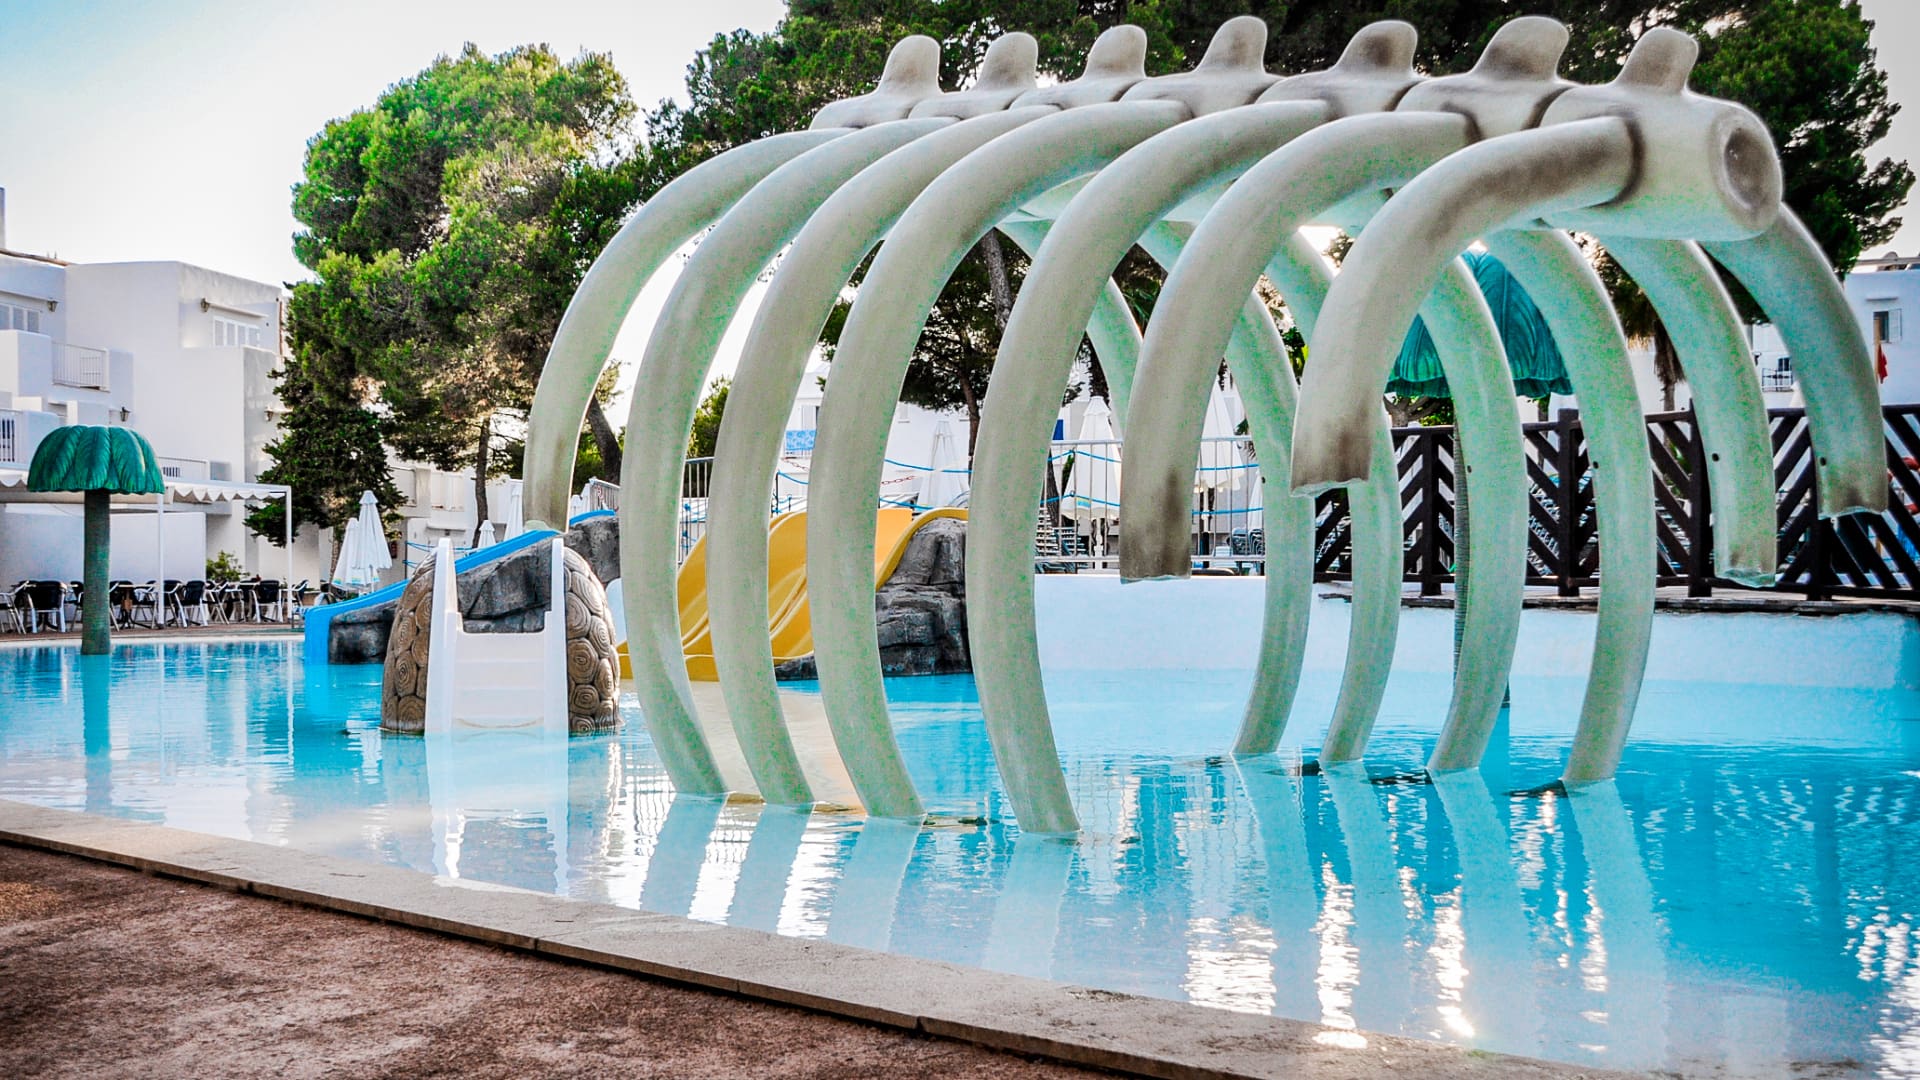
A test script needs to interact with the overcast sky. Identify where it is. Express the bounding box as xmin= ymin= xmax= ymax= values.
xmin=2 ymin=0 xmax=1915 ymax=389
